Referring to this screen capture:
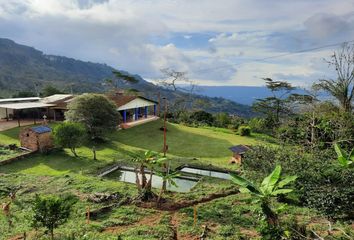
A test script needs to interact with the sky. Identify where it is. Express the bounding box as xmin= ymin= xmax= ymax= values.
xmin=0 ymin=0 xmax=354 ymax=87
